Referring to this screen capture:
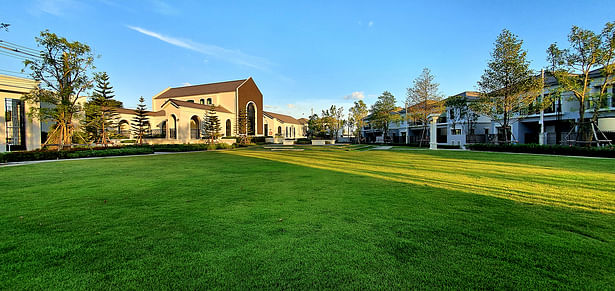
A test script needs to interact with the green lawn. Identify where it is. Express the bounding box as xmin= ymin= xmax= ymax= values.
xmin=1 ymin=146 xmax=614 ymax=289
